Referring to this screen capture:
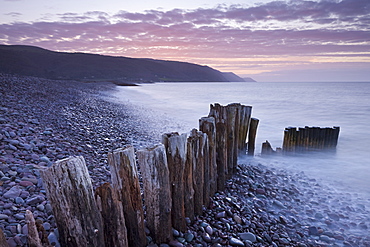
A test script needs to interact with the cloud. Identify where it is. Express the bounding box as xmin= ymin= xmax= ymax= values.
xmin=0 ymin=0 xmax=369 ymax=80
xmin=4 ymin=12 xmax=22 ymax=18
